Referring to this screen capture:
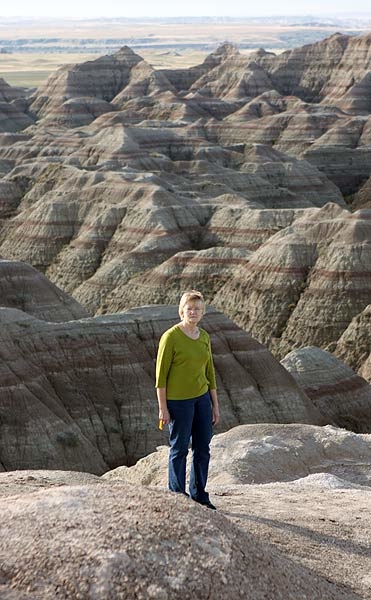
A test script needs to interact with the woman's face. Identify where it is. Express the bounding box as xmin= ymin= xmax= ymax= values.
xmin=182 ymin=300 xmax=204 ymax=325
